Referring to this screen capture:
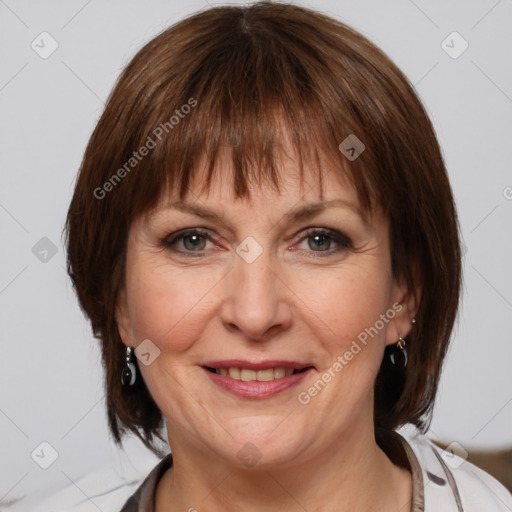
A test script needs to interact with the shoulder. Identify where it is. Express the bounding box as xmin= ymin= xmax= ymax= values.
xmin=399 ymin=428 xmax=512 ymax=511
xmin=22 ymin=453 xmax=170 ymax=512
